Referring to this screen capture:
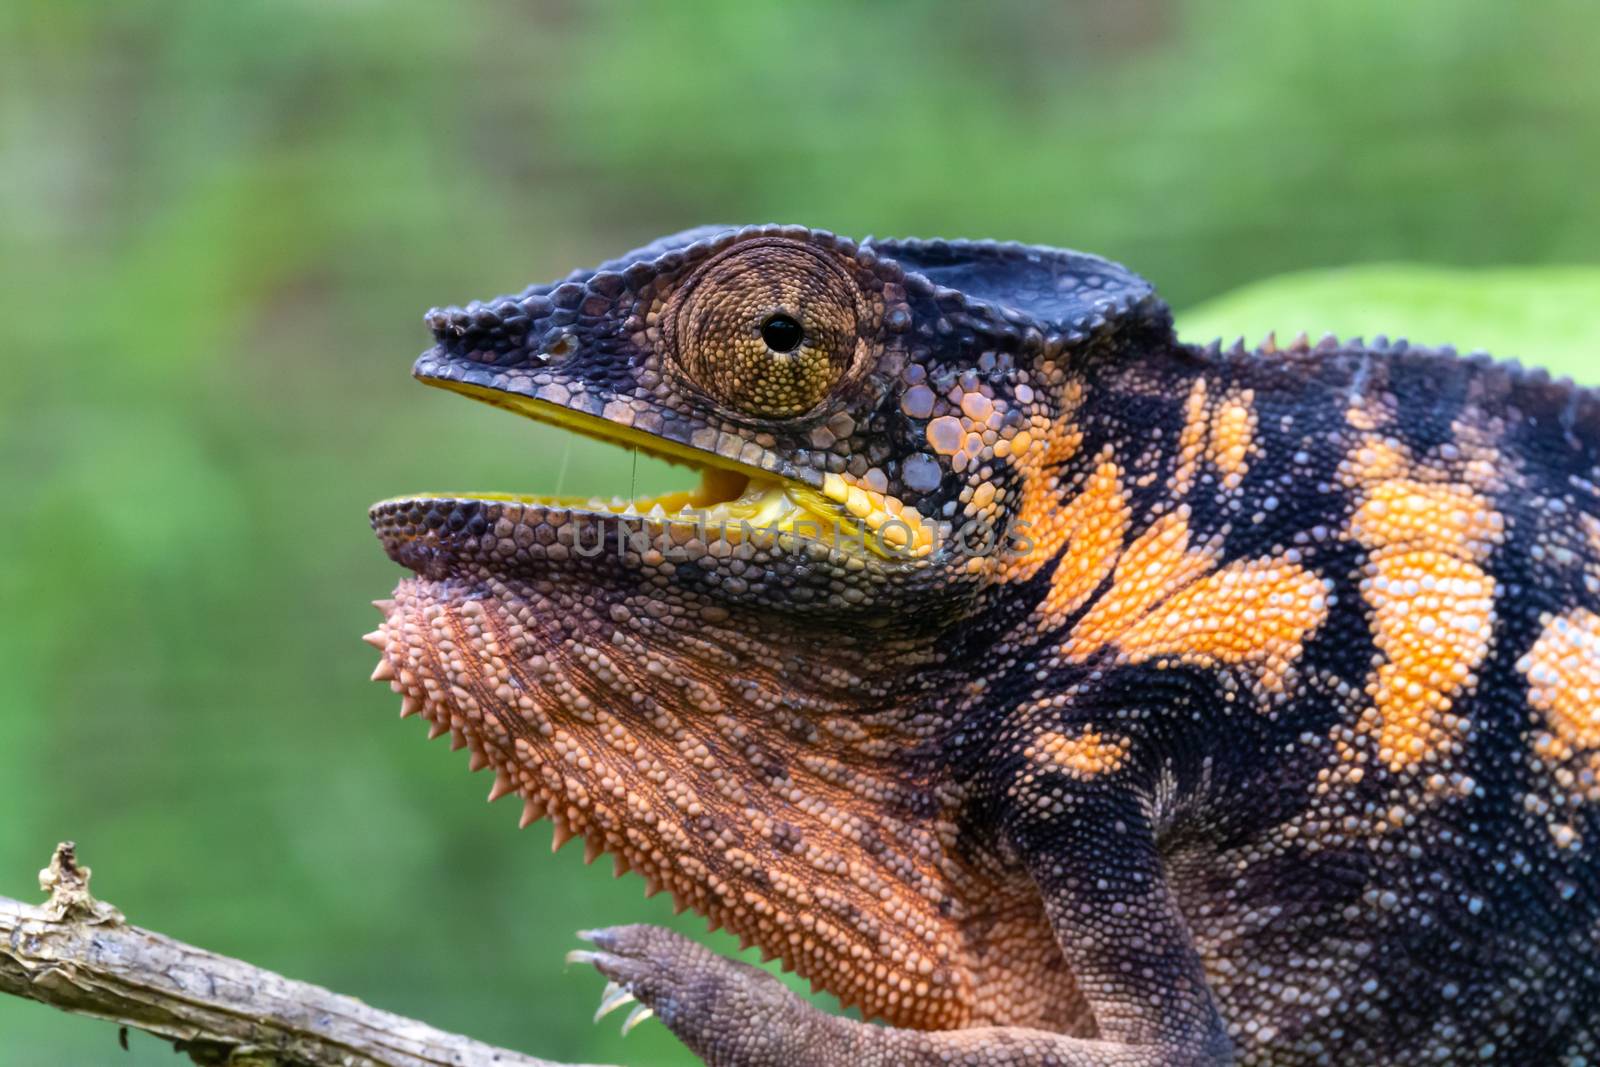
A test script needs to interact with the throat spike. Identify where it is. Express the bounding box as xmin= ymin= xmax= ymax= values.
xmin=519 ymin=796 xmax=547 ymax=828
xmin=488 ymin=772 xmax=516 ymax=803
